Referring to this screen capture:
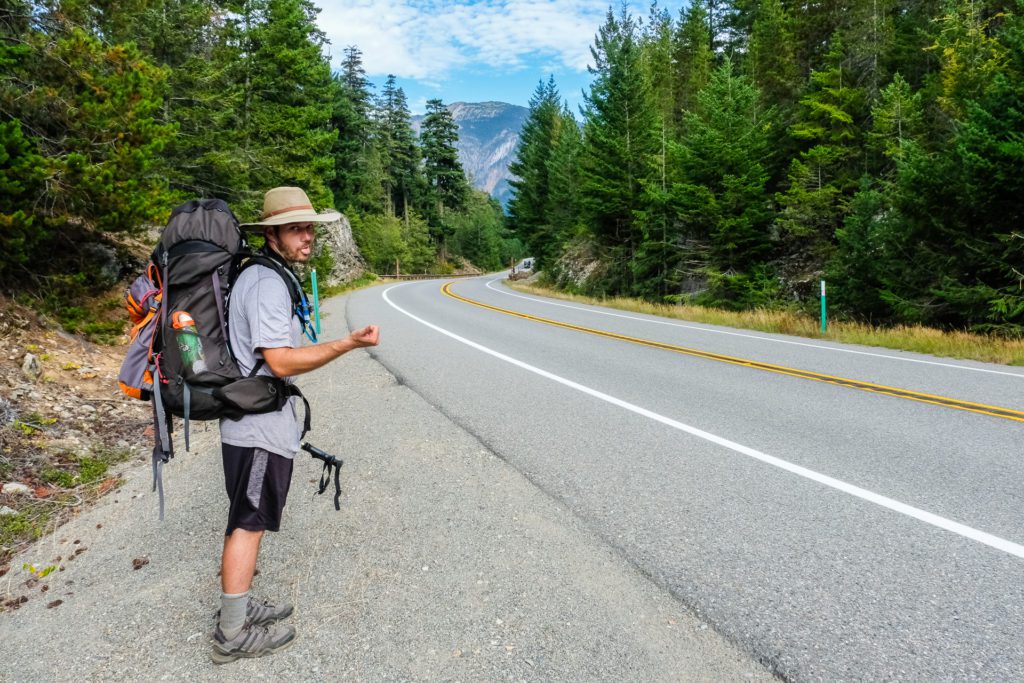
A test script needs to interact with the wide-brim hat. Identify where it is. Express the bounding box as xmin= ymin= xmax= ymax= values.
xmin=239 ymin=186 xmax=341 ymax=230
